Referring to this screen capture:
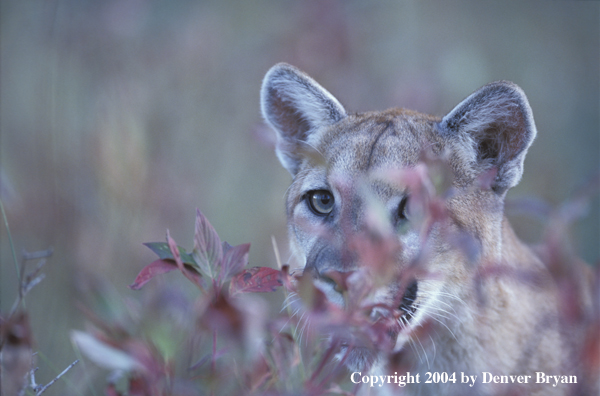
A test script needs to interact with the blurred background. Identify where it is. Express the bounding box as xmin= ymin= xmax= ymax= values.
xmin=1 ymin=1 xmax=598 ymax=394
